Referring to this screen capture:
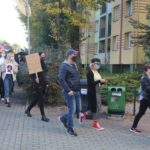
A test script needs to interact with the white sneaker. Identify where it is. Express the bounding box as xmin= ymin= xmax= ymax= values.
xmin=1 ymin=98 xmax=5 ymax=101
xmin=79 ymin=112 xmax=87 ymax=124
